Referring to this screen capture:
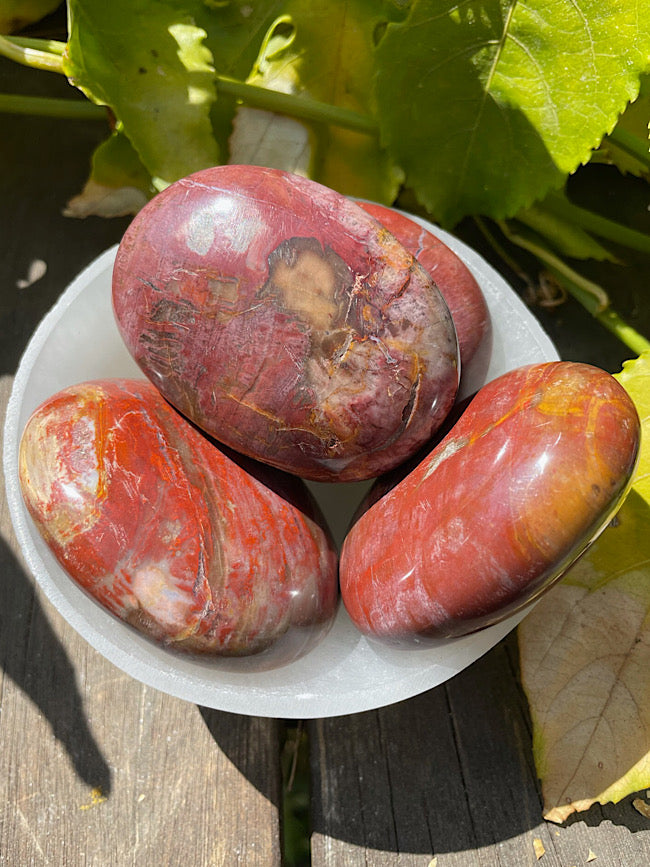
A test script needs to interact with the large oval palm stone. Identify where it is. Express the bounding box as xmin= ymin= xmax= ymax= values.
xmin=340 ymin=362 xmax=640 ymax=641
xmin=112 ymin=165 xmax=459 ymax=481
xmin=19 ymin=379 xmax=338 ymax=656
